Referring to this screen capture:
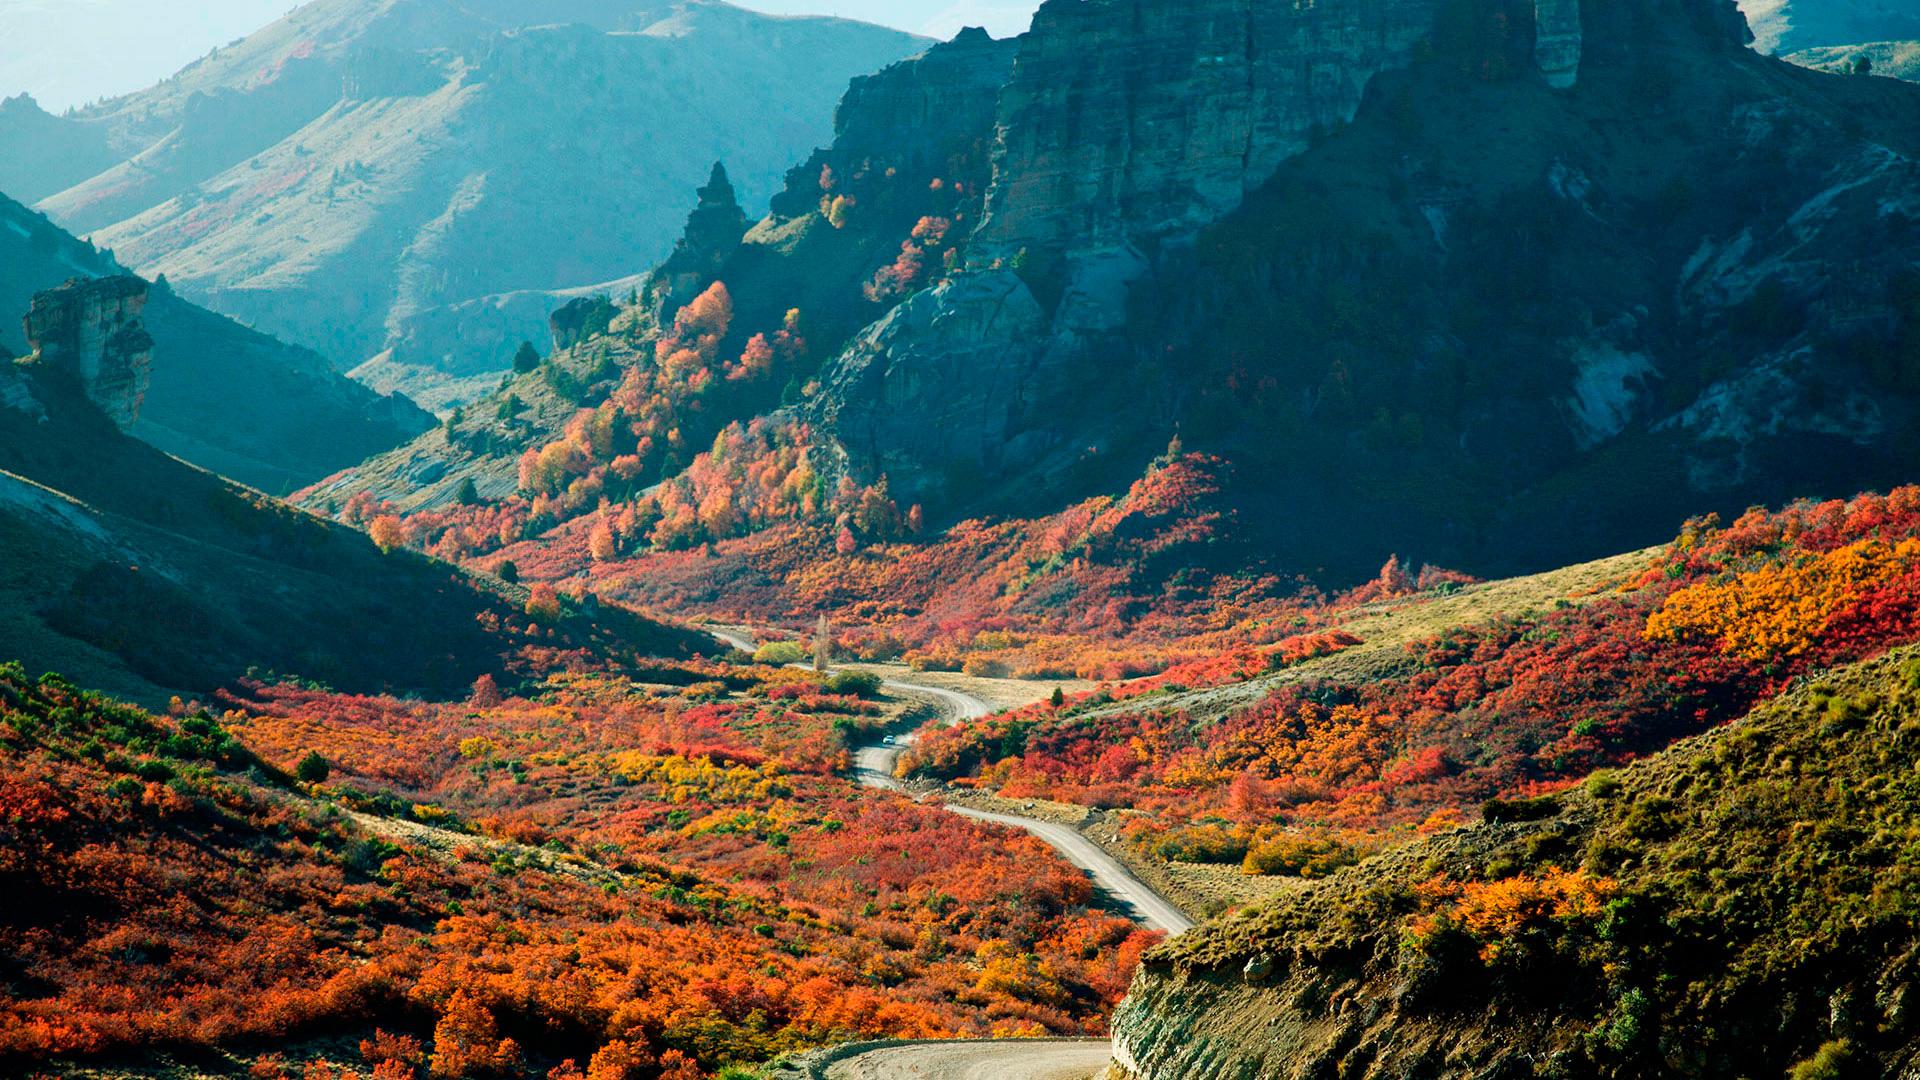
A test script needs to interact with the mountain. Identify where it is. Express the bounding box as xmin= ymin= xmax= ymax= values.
xmin=311 ymin=0 xmax=1920 ymax=595
xmin=1111 ymin=643 xmax=1920 ymax=1078
xmin=0 ymin=326 xmax=695 ymax=704
xmin=0 ymin=191 xmax=432 ymax=494
xmin=7 ymin=0 xmax=926 ymax=403
xmin=1739 ymin=0 xmax=1920 ymax=54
